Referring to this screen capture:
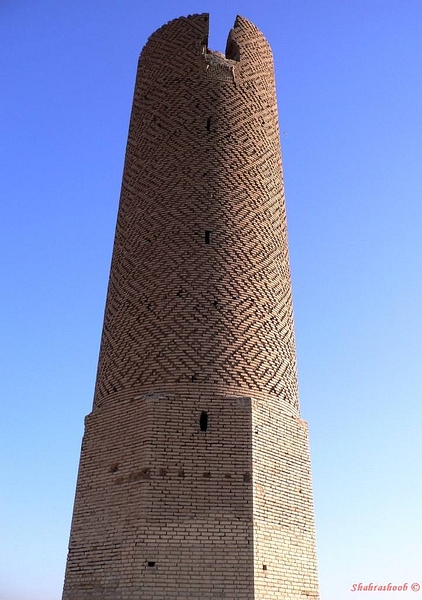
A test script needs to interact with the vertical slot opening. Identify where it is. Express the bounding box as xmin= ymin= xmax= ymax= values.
xmin=205 ymin=230 xmax=211 ymax=244
xmin=200 ymin=411 xmax=208 ymax=432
